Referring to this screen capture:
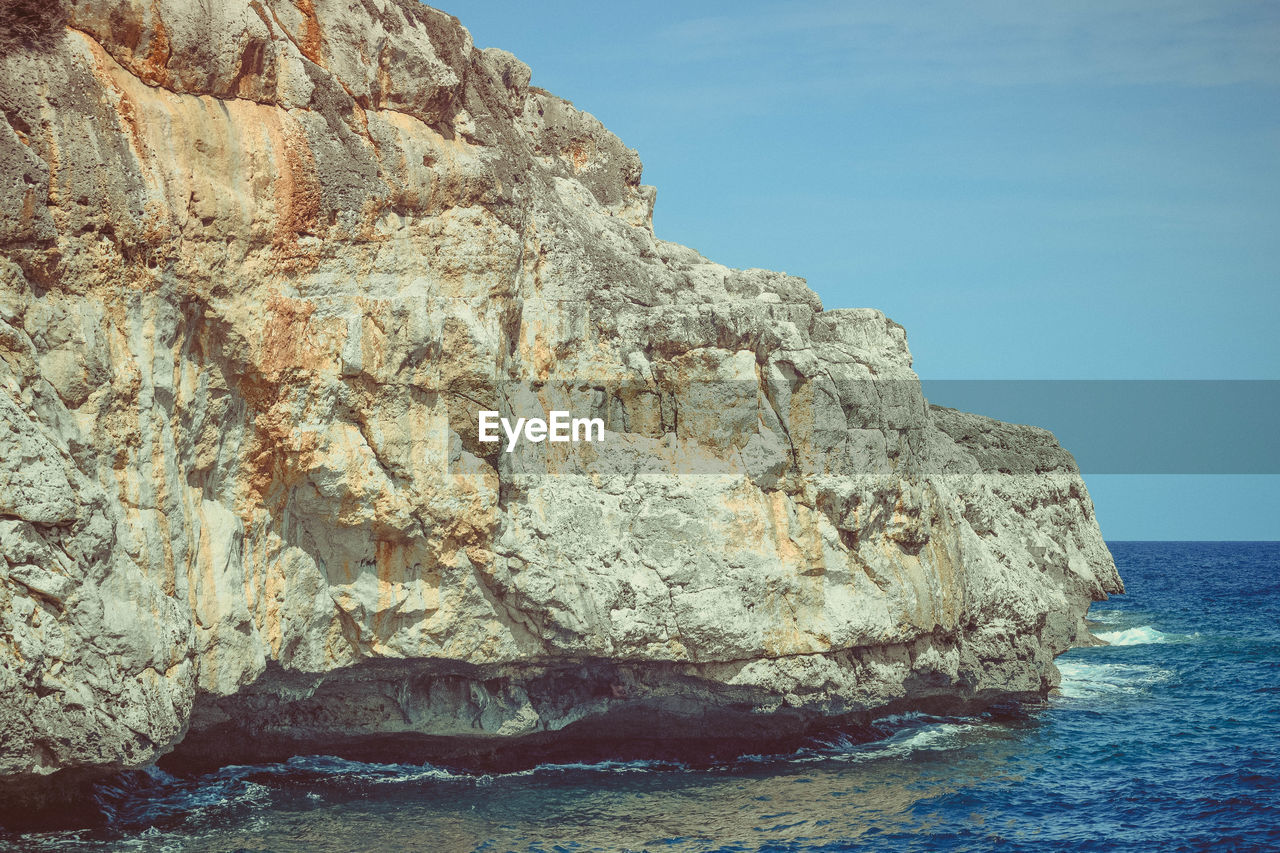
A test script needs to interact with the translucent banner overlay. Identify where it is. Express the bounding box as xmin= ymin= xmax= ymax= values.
xmin=439 ymin=379 xmax=1279 ymax=475
xmin=922 ymin=380 xmax=1278 ymax=474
